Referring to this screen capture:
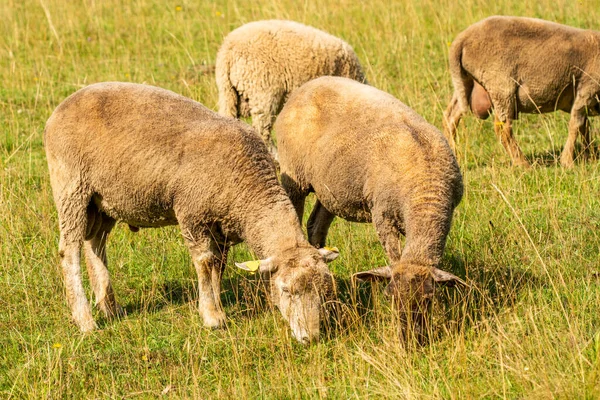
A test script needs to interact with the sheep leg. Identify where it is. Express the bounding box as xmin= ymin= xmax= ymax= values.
xmin=186 ymin=236 xmax=228 ymax=328
xmin=83 ymin=213 xmax=122 ymax=319
xmin=251 ymin=93 xmax=283 ymax=159
xmin=372 ymin=212 xmax=402 ymax=263
xmin=561 ymin=108 xmax=588 ymax=167
xmin=280 ymin=173 xmax=309 ymax=224
xmin=493 ymin=115 xmax=529 ymax=167
xmin=57 ymin=189 xmax=97 ymax=332
xmin=581 ymin=116 xmax=592 ymax=160
xmin=442 ymin=92 xmax=464 ymax=153
xmin=307 ymin=200 xmax=336 ymax=248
